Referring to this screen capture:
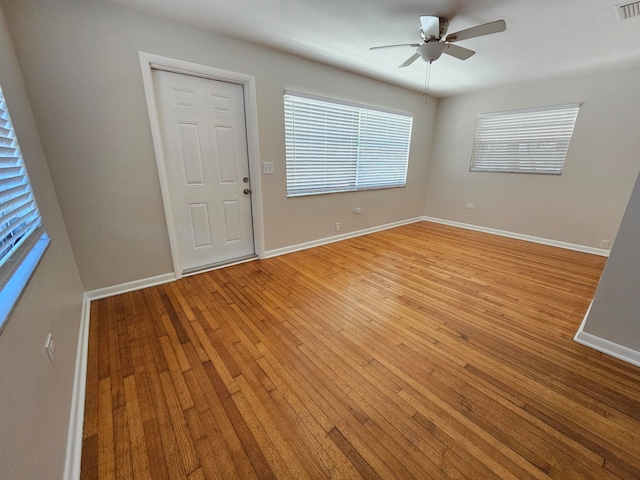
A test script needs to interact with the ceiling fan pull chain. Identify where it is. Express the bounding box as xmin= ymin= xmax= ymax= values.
xmin=423 ymin=61 xmax=431 ymax=104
